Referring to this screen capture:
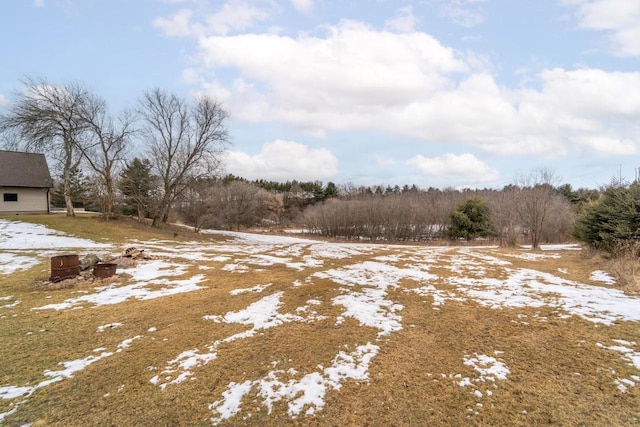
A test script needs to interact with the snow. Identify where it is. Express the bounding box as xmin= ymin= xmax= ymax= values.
xmin=0 ymin=219 xmax=112 ymax=250
xmin=0 ymin=219 xmax=112 ymax=276
xmin=597 ymin=341 xmax=640 ymax=392
xmin=2 ymin=220 xmax=639 ymax=423
xmin=34 ymin=260 xmax=207 ymax=310
xmin=230 ymin=283 xmax=272 ymax=295
xmin=155 ymin=292 xmax=319 ymax=389
xmin=463 ymin=354 xmax=510 ymax=381
xmin=0 ymin=335 xmax=141 ymax=422
xmin=0 ymin=252 xmax=40 ymax=275
xmin=589 ymin=270 xmax=616 ymax=285
xmin=446 ymin=267 xmax=640 ymax=325
xmin=209 ymin=343 xmax=379 ymax=423
xmin=97 ymin=323 xmax=122 ymax=332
